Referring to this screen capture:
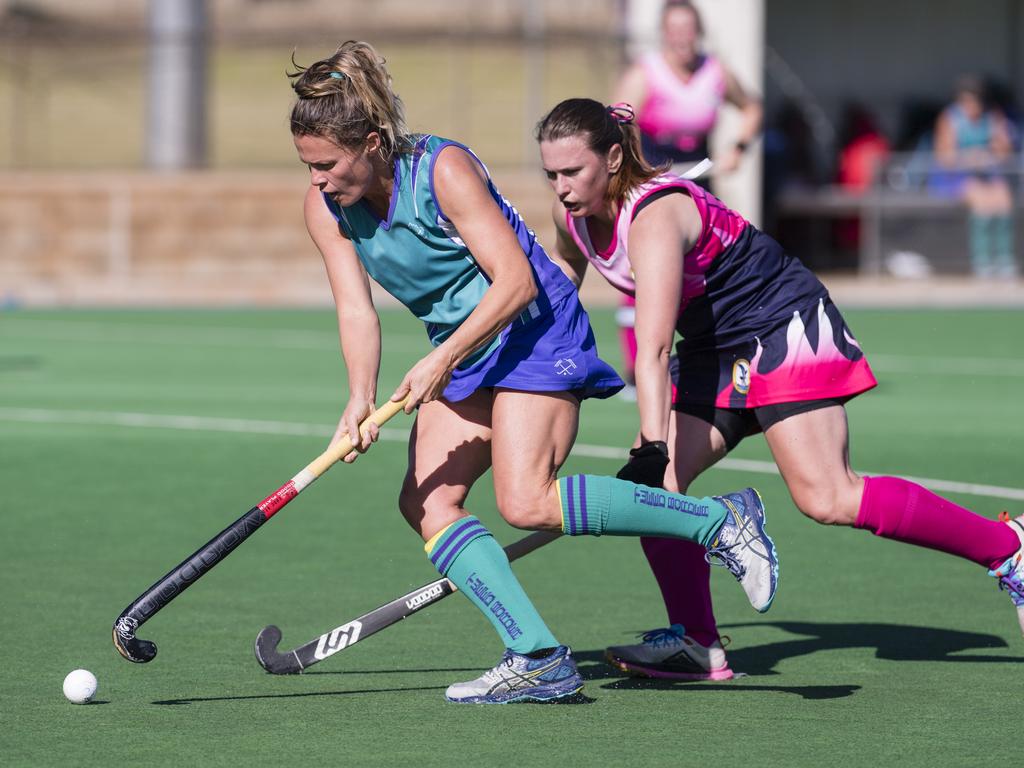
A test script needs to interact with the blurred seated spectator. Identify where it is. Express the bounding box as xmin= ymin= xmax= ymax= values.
xmin=837 ymin=102 xmax=890 ymax=194
xmin=929 ymin=76 xmax=1017 ymax=278
xmin=834 ymin=103 xmax=890 ymax=252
